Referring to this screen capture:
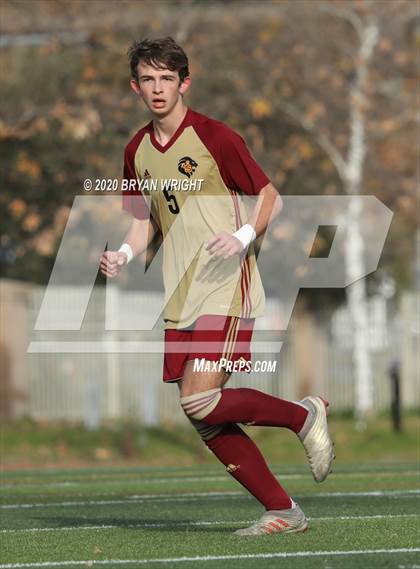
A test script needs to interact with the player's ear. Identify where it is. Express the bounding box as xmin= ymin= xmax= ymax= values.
xmin=130 ymin=79 xmax=142 ymax=96
xmin=179 ymin=76 xmax=191 ymax=95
